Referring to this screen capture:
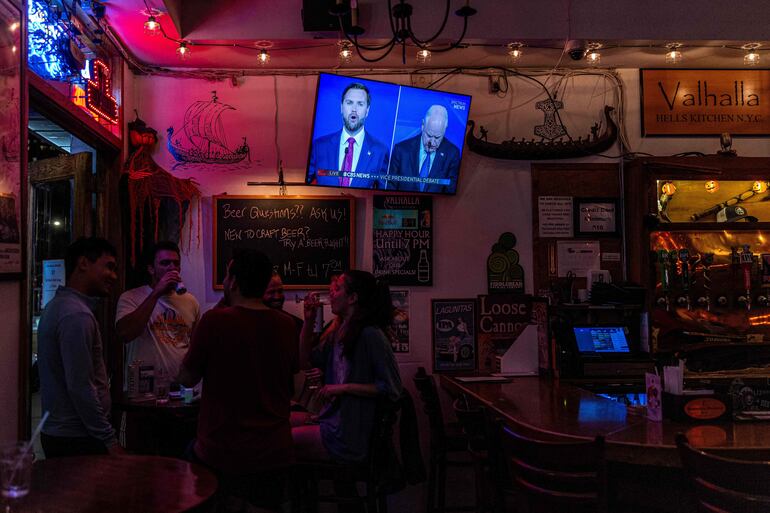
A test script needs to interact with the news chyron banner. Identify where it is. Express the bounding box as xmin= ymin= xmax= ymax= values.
xmin=372 ymin=195 xmax=432 ymax=286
